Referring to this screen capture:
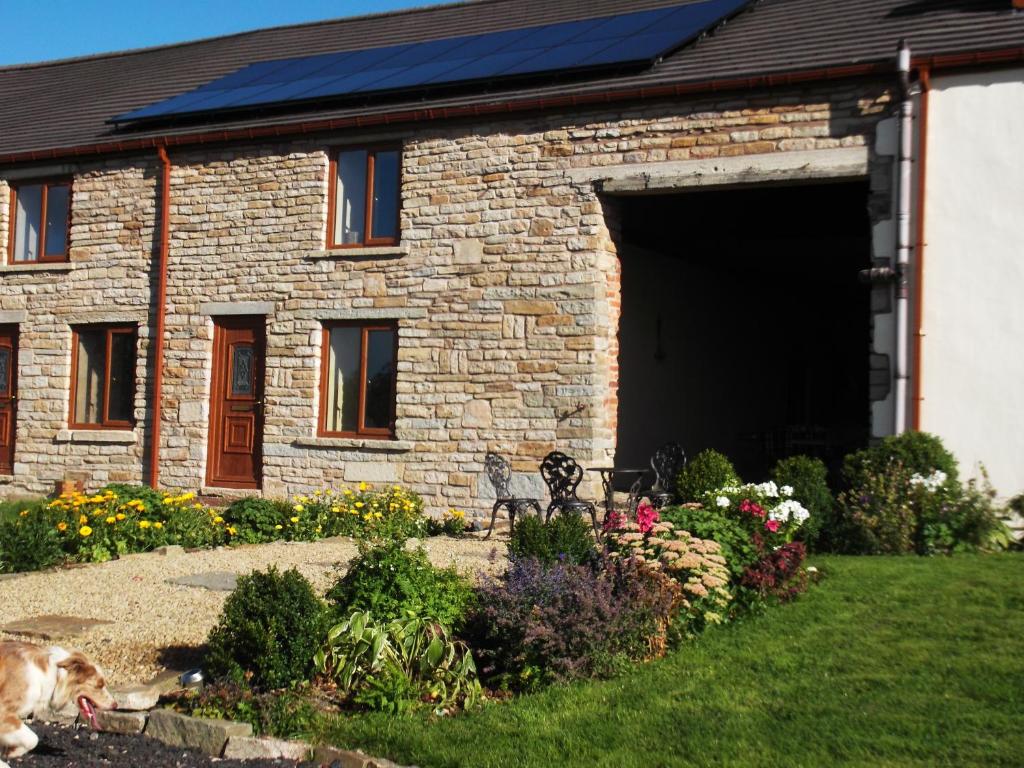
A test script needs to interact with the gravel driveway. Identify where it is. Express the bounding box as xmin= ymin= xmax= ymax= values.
xmin=10 ymin=721 xmax=316 ymax=768
xmin=0 ymin=535 xmax=501 ymax=686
